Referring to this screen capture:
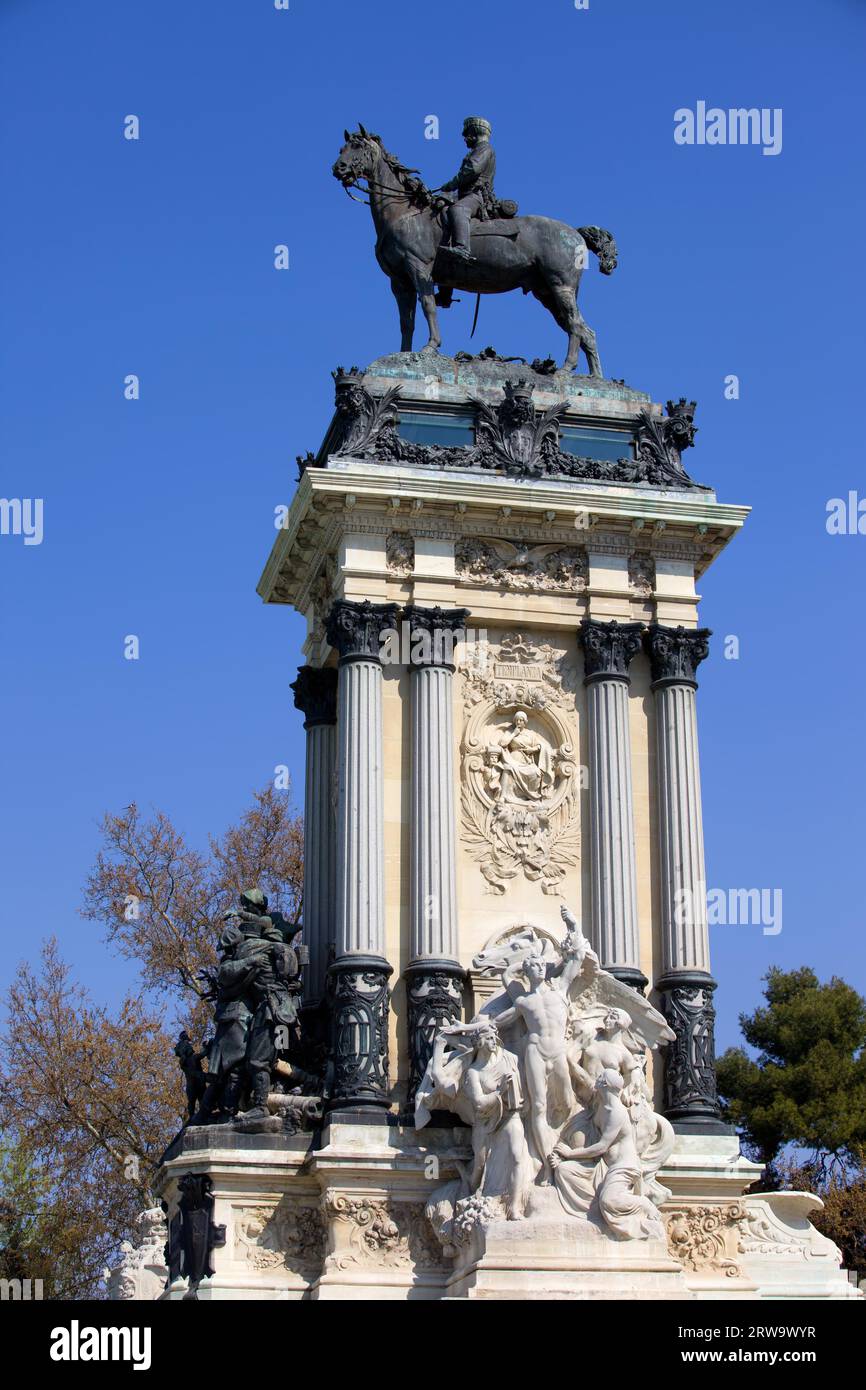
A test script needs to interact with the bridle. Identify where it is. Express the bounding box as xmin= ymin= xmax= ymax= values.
xmin=339 ymin=139 xmax=432 ymax=213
